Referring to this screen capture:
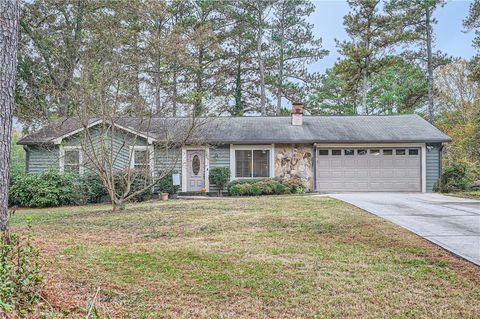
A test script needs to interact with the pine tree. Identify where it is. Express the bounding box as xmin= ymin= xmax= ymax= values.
xmin=0 ymin=0 xmax=20 ymax=232
xmin=336 ymin=0 xmax=401 ymax=115
xmin=463 ymin=0 xmax=480 ymax=82
xmin=269 ymin=0 xmax=328 ymax=115
xmin=385 ymin=0 xmax=447 ymax=123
